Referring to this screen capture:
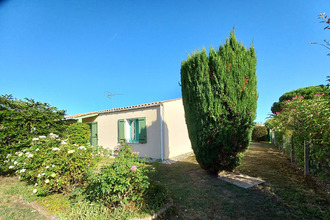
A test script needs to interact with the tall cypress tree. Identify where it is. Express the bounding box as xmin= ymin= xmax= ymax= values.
xmin=181 ymin=29 xmax=257 ymax=174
